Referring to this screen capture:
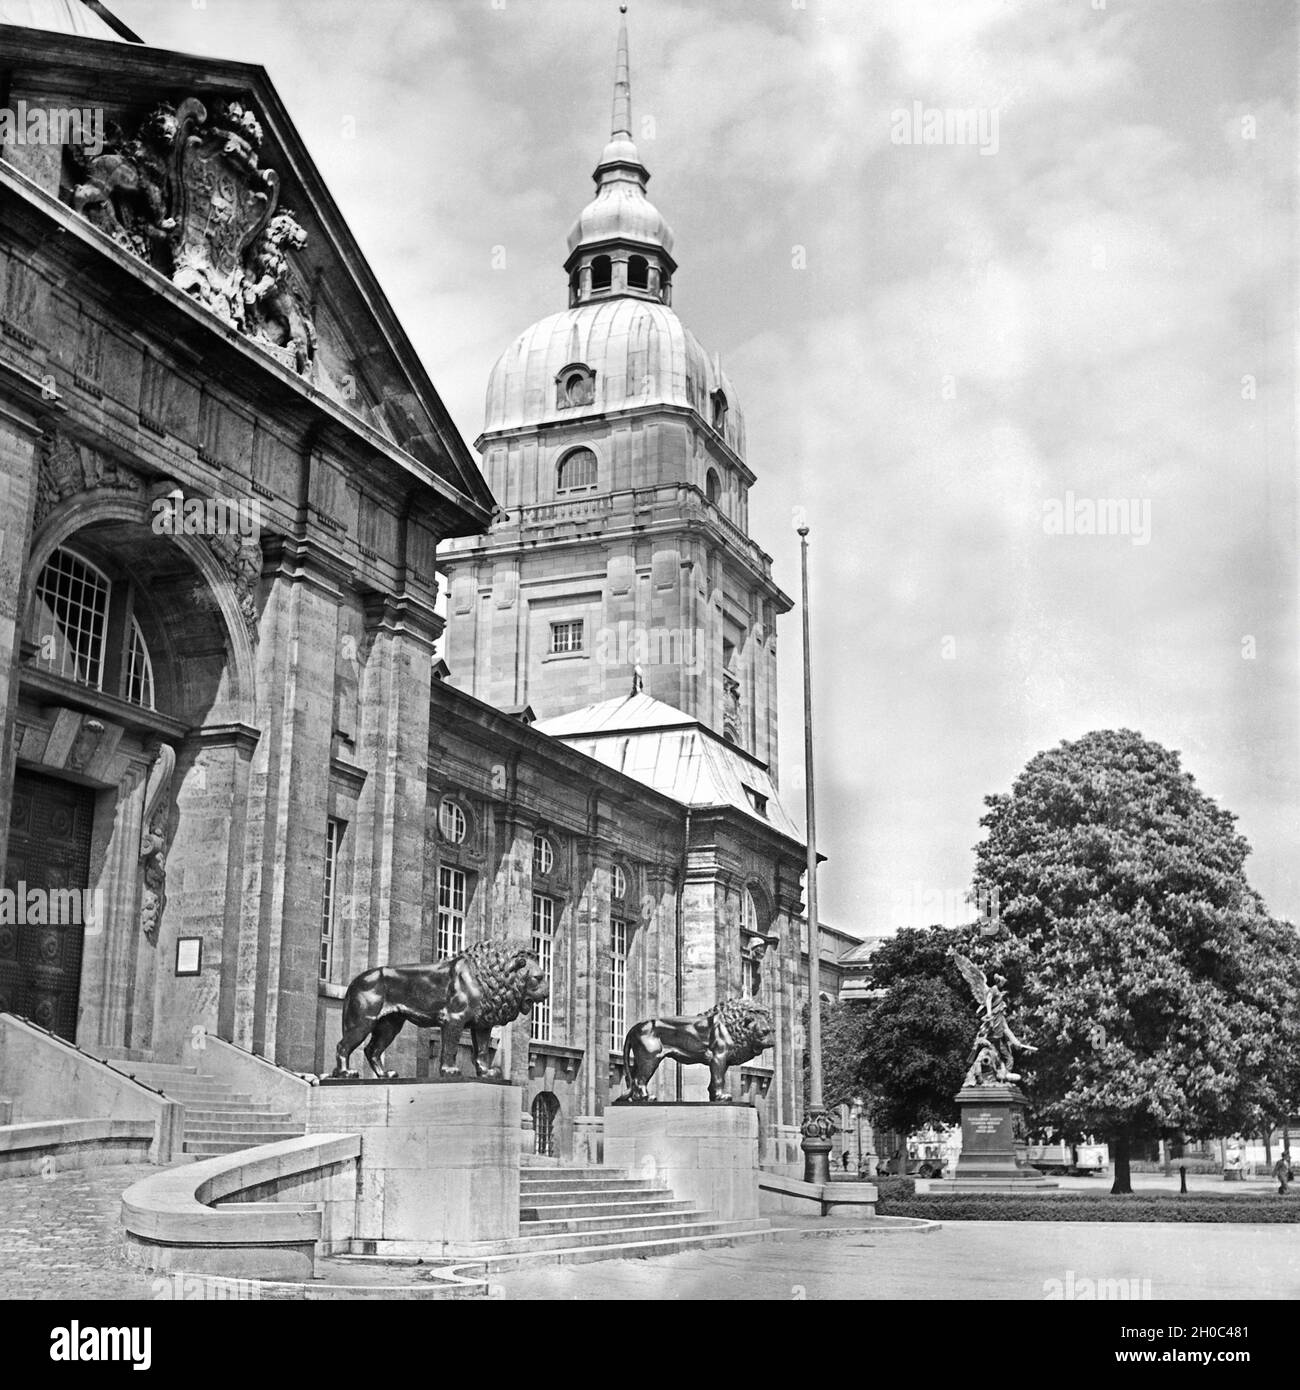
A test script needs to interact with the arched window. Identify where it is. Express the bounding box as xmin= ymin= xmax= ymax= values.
xmin=741 ymin=888 xmax=768 ymax=997
xmin=741 ymin=888 xmax=760 ymax=936
xmin=711 ymin=389 xmax=728 ymax=432
xmin=533 ymin=833 xmax=554 ymax=875
xmin=438 ymin=796 xmax=467 ymax=844
xmin=610 ymin=863 xmax=627 ymax=902
xmin=557 ymin=447 xmax=598 ymax=493
xmin=34 ymin=547 xmax=110 ymax=689
xmin=705 ymin=468 xmax=721 ymax=505
xmin=591 ymin=255 xmax=612 ymax=290
xmin=126 ymin=617 xmax=155 ymax=710
xmin=627 ymin=254 xmax=648 ymax=289
xmin=31 ymin=546 xmax=156 ymax=710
